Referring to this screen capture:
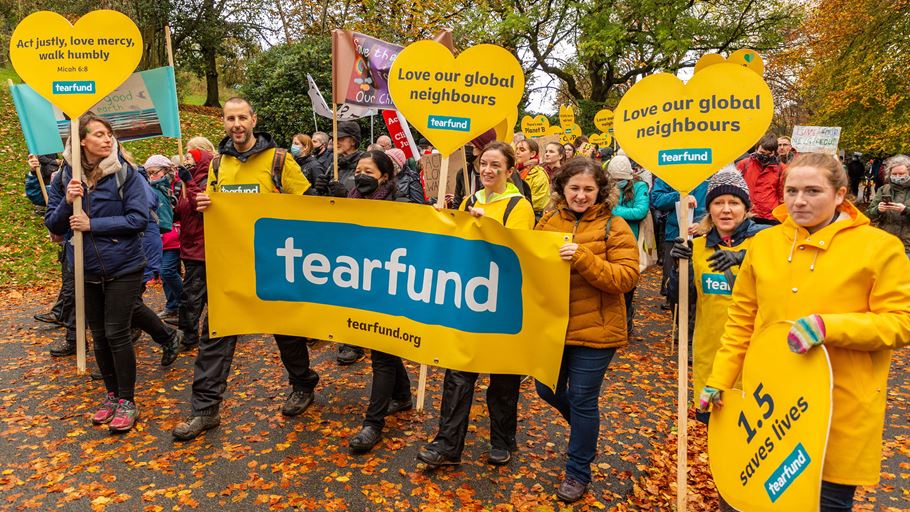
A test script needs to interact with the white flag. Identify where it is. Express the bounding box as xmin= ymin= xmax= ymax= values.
xmin=307 ymin=74 xmax=377 ymax=121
